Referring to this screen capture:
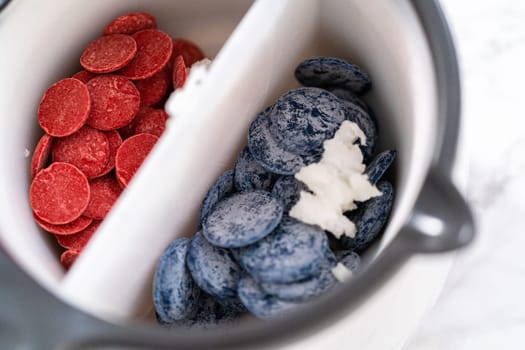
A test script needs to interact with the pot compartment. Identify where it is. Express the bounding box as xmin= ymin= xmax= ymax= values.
xmin=0 ymin=0 xmax=437 ymax=323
